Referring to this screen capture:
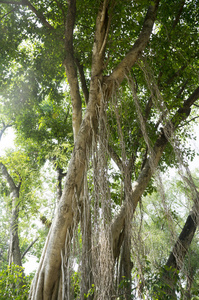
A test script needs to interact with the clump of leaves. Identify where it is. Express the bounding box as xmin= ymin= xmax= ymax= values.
xmin=0 ymin=263 xmax=31 ymax=300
